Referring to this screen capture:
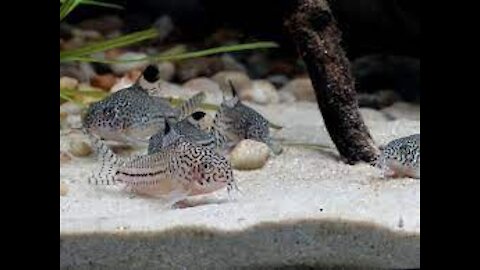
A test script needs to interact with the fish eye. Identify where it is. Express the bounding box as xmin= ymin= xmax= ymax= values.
xmin=191 ymin=111 xmax=206 ymax=120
